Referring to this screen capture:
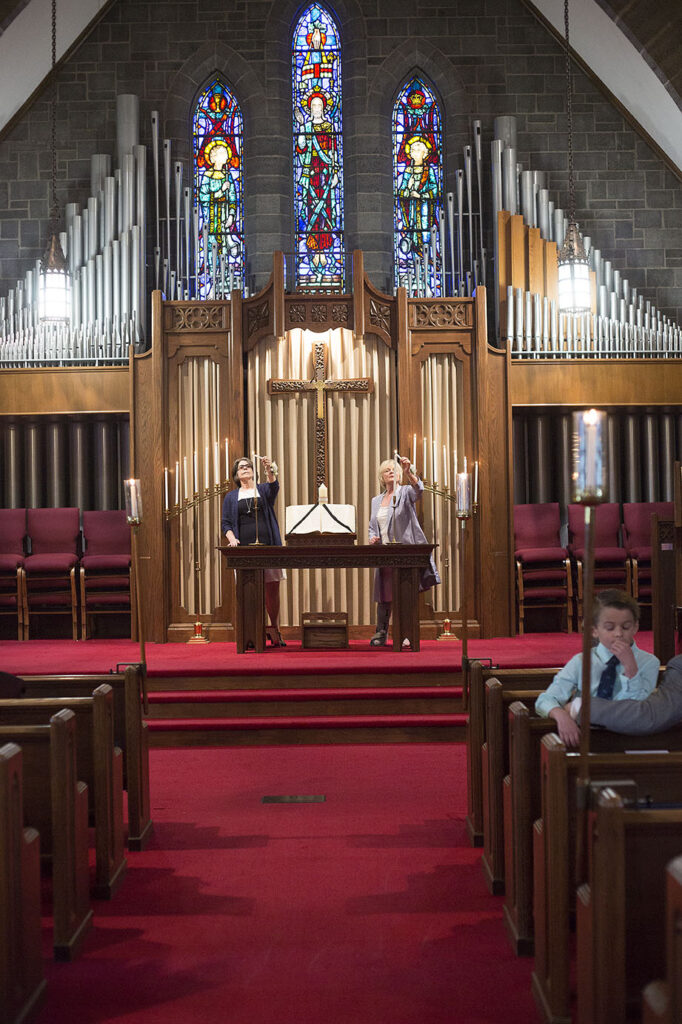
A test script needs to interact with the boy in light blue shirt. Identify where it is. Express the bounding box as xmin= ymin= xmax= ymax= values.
xmin=535 ymin=589 xmax=659 ymax=747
